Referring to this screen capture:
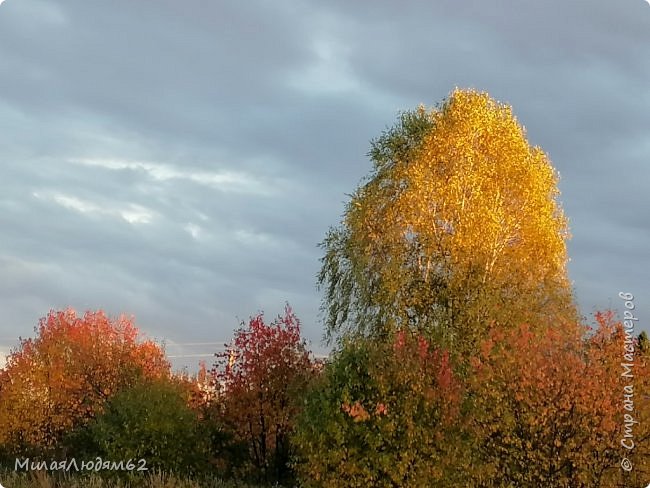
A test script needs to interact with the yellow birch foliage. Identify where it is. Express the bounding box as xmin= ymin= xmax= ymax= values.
xmin=320 ymin=88 xmax=576 ymax=356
